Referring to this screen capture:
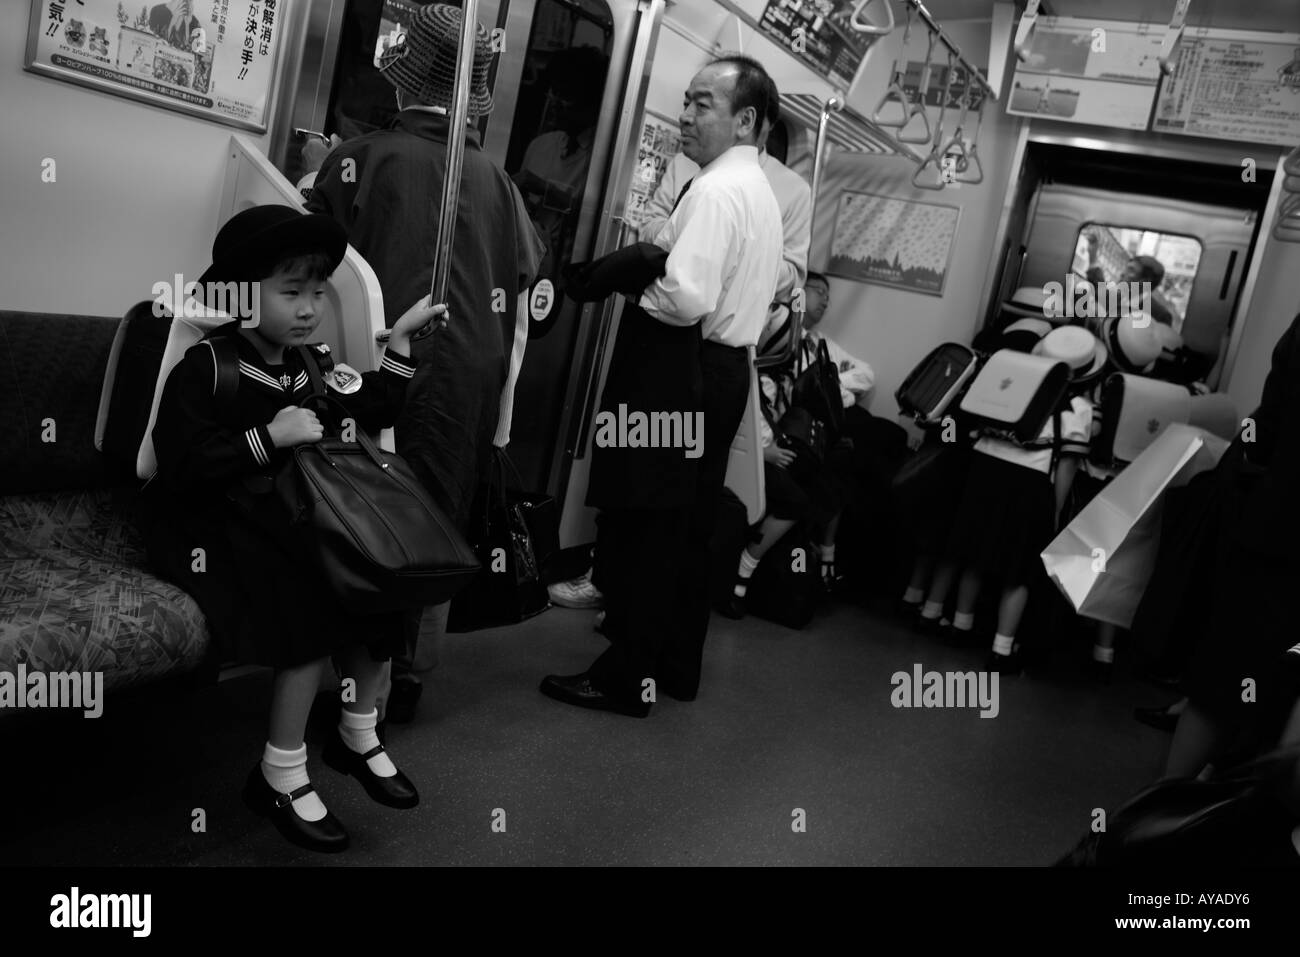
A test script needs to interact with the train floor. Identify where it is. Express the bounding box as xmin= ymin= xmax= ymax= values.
xmin=0 ymin=599 xmax=1173 ymax=866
